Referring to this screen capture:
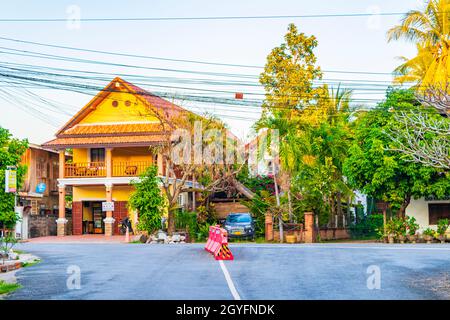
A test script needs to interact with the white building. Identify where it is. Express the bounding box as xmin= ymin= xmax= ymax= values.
xmin=406 ymin=196 xmax=450 ymax=231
